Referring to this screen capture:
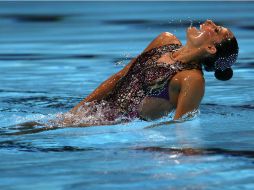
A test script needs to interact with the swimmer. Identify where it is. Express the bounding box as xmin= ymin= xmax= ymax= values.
xmin=67 ymin=19 xmax=238 ymax=125
xmin=12 ymin=19 xmax=239 ymax=130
